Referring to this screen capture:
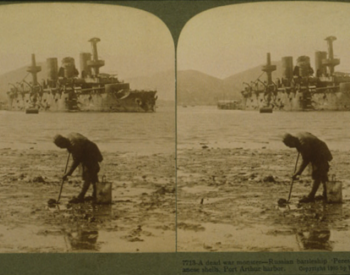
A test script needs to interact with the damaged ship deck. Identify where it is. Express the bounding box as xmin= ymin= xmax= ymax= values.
xmin=7 ymin=37 xmax=157 ymax=113
xmin=241 ymin=36 xmax=350 ymax=111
